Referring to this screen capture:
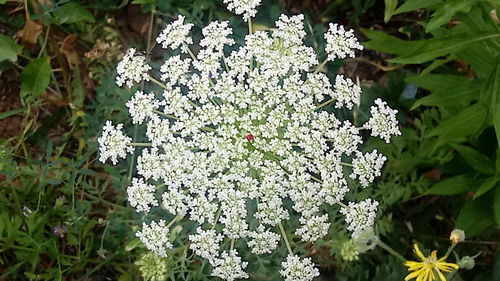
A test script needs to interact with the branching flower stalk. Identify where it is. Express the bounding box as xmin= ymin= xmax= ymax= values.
xmin=98 ymin=0 xmax=401 ymax=280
